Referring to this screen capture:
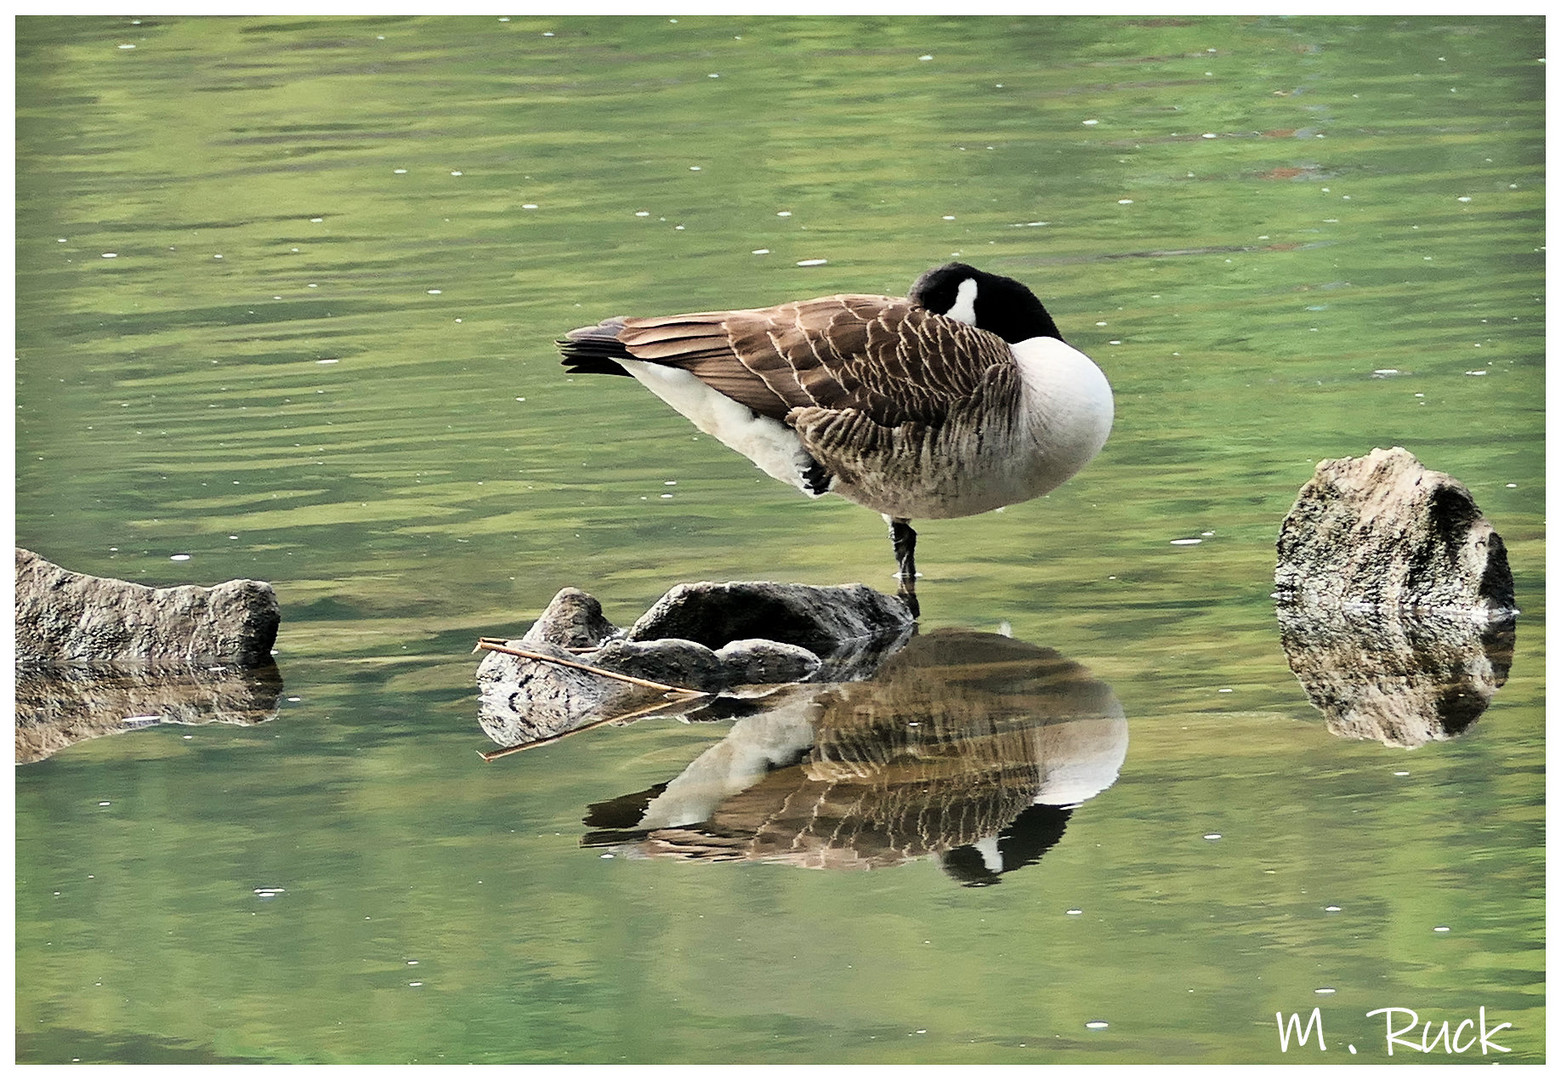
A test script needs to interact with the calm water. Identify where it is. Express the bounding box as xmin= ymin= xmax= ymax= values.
xmin=13 ymin=15 xmax=1545 ymax=1064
